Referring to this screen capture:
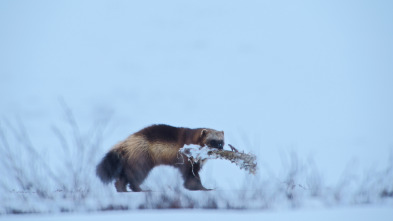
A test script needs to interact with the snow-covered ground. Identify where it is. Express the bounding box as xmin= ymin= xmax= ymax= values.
xmin=4 ymin=206 xmax=393 ymax=221
xmin=1 ymin=0 xmax=393 ymax=216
